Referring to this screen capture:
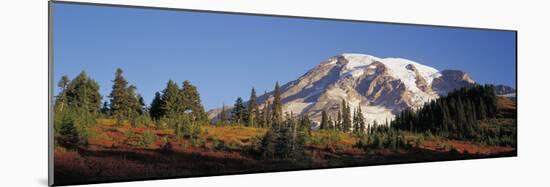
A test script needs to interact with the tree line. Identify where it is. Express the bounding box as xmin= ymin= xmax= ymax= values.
xmin=391 ymin=85 xmax=499 ymax=139
xmin=54 ymin=68 xmax=207 ymax=148
xmin=54 ymin=71 xmax=101 ymax=148
xmin=318 ymin=100 xmax=370 ymax=134
xmin=218 ymin=82 xmax=372 ymax=135
xmin=253 ymin=82 xmax=311 ymax=160
xmin=217 ymin=82 xmax=285 ymax=128
xmin=213 ymin=81 xmax=313 ymax=159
